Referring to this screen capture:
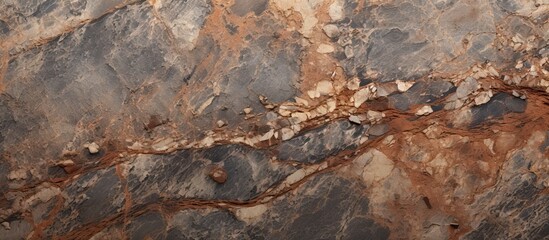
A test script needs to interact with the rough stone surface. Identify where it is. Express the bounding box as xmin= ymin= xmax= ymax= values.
xmin=0 ymin=0 xmax=548 ymax=239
